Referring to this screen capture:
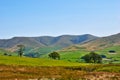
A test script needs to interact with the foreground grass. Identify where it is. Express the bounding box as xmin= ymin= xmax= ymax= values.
xmin=0 ymin=64 xmax=120 ymax=80
xmin=0 ymin=55 xmax=120 ymax=79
